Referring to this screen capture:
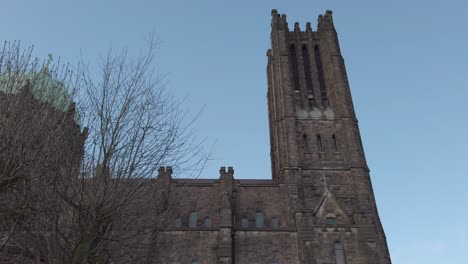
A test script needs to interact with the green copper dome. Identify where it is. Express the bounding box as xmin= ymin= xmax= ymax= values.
xmin=0 ymin=68 xmax=81 ymax=127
